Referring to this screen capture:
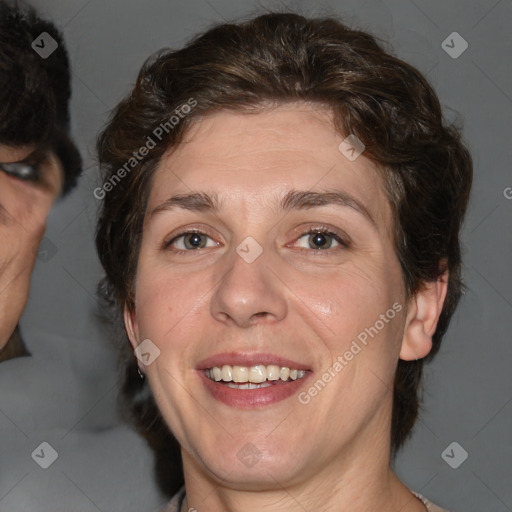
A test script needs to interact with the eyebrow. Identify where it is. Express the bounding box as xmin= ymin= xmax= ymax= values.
xmin=150 ymin=192 xmax=221 ymax=217
xmin=149 ymin=189 xmax=375 ymax=226
xmin=280 ymin=190 xmax=375 ymax=226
